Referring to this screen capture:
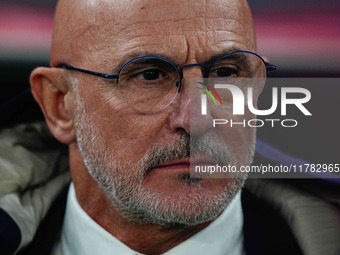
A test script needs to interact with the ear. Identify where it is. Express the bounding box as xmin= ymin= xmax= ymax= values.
xmin=30 ymin=67 xmax=76 ymax=144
